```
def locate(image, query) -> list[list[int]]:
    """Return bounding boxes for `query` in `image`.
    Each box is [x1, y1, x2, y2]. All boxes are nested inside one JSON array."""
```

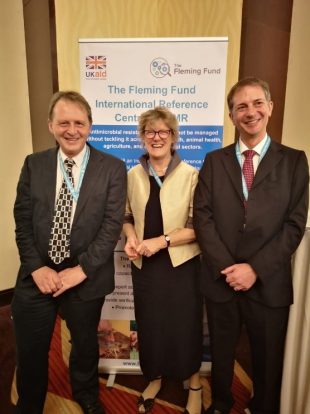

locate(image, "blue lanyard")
[[147, 161, 163, 188], [59, 146, 90, 202], [235, 136, 271, 200]]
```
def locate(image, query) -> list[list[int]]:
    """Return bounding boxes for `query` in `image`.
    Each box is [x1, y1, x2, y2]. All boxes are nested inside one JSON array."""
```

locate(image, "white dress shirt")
[[56, 145, 87, 223], [239, 134, 268, 174]]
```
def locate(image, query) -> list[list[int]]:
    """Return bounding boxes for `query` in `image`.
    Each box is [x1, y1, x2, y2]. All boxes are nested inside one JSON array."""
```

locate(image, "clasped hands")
[[32, 265, 87, 297], [124, 237, 257, 291], [221, 263, 257, 291], [124, 236, 166, 260]]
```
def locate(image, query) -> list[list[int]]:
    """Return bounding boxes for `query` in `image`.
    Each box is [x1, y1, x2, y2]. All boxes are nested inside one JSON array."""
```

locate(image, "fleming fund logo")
[[150, 58, 171, 78], [85, 56, 107, 79]]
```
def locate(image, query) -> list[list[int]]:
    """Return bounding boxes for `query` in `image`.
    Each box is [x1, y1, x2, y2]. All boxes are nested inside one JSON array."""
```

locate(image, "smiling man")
[[193, 77, 309, 414], [12, 91, 127, 414]]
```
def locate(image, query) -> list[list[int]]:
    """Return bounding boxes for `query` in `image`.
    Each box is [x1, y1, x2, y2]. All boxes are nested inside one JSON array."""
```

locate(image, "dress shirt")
[[56, 145, 87, 223], [239, 134, 268, 174]]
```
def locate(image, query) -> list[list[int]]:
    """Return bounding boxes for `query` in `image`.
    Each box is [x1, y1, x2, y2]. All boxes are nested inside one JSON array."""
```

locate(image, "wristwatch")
[[164, 234, 170, 247]]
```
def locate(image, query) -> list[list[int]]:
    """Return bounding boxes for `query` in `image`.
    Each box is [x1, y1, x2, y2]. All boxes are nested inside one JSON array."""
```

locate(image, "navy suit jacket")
[[14, 144, 127, 301], [193, 140, 309, 307]]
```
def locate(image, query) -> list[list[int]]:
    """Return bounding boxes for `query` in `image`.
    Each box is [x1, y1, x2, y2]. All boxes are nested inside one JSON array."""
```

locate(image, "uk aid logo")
[[85, 56, 107, 79]]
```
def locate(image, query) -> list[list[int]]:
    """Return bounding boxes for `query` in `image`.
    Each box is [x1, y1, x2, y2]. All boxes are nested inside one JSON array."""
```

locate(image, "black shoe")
[[137, 377, 162, 413], [77, 399, 105, 414], [137, 395, 155, 413]]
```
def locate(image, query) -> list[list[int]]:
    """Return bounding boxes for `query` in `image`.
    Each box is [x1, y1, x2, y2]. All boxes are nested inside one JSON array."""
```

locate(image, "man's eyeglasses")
[[144, 129, 171, 140]]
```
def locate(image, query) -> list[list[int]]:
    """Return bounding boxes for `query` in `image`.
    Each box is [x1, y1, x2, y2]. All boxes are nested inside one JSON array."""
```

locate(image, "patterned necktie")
[[48, 158, 75, 264], [242, 150, 256, 191]]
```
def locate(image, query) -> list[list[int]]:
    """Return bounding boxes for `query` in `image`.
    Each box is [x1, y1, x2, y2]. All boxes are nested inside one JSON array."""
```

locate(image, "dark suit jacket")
[[14, 144, 127, 301], [193, 140, 309, 307]]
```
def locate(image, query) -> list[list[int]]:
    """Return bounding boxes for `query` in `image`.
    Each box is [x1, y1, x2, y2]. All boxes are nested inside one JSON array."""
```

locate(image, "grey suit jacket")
[[14, 144, 127, 300], [193, 140, 309, 307]]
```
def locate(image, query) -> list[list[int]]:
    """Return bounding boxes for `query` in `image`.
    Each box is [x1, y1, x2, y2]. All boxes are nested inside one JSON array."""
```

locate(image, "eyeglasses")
[[144, 129, 171, 139]]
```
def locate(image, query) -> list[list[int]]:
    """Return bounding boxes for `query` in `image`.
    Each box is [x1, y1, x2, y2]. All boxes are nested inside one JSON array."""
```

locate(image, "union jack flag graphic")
[[85, 56, 106, 70]]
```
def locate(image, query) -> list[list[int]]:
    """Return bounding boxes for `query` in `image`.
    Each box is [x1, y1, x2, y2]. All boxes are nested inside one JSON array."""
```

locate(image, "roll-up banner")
[[79, 37, 228, 374]]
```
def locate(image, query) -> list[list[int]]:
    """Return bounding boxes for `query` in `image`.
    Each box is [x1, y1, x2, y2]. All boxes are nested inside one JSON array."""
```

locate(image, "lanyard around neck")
[[147, 161, 164, 188], [235, 136, 271, 200], [59, 146, 90, 202]]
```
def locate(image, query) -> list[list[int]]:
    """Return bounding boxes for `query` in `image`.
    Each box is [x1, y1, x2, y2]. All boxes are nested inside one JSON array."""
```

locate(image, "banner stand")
[[80, 37, 228, 377]]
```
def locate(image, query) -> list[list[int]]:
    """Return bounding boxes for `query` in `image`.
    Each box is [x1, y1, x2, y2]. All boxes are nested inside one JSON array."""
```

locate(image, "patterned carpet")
[[11, 316, 252, 413]]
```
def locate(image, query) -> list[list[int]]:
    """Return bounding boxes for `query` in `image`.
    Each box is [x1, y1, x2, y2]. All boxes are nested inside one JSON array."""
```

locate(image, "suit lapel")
[[252, 140, 284, 189], [46, 148, 58, 216], [222, 144, 244, 202], [220, 140, 284, 199]]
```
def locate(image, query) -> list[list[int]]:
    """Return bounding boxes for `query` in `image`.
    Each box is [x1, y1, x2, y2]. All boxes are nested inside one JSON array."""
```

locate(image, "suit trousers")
[[11, 283, 105, 414], [206, 295, 289, 414]]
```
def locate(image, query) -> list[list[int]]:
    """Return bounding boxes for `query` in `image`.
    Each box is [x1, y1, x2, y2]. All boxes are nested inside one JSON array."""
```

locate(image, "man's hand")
[[32, 266, 62, 294], [53, 265, 87, 297], [221, 263, 257, 291]]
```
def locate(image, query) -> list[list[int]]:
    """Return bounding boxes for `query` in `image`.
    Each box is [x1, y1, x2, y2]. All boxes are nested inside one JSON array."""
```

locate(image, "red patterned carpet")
[[11, 316, 252, 413]]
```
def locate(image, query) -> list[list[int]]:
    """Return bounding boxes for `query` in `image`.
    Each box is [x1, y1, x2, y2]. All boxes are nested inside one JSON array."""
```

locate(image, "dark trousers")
[[206, 295, 289, 414], [11, 286, 104, 414]]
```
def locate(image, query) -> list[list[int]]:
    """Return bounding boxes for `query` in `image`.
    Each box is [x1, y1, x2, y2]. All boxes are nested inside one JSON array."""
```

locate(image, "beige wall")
[[0, 1, 33, 290], [282, 0, 310, 223], [54, 0, 243, 146]]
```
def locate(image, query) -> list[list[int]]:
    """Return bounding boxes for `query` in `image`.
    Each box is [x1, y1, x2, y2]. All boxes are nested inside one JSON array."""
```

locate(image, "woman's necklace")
[[153, 166, 168, 174]]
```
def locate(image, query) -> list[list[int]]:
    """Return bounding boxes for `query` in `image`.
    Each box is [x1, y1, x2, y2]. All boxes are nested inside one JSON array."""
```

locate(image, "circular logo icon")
[[150, 58, 171, 78]]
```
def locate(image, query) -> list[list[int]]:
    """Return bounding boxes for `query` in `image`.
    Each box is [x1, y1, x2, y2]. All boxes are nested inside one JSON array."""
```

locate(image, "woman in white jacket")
[[123, 107, 203, 414]]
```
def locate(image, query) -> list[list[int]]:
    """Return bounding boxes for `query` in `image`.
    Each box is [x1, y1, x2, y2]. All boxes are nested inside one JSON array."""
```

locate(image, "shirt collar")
[[58, 145, 87, 168], [239, 134, 268, 155]]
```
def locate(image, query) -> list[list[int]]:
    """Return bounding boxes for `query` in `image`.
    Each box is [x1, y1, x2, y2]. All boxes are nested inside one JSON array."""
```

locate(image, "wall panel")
[[239, 0, 293, 143], [282, 0, 310, 160]]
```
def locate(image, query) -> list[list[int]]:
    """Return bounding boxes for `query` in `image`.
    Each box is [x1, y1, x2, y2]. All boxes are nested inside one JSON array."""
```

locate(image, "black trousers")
[[11, 284, 105, 414], [206, 295, 289, 414]]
